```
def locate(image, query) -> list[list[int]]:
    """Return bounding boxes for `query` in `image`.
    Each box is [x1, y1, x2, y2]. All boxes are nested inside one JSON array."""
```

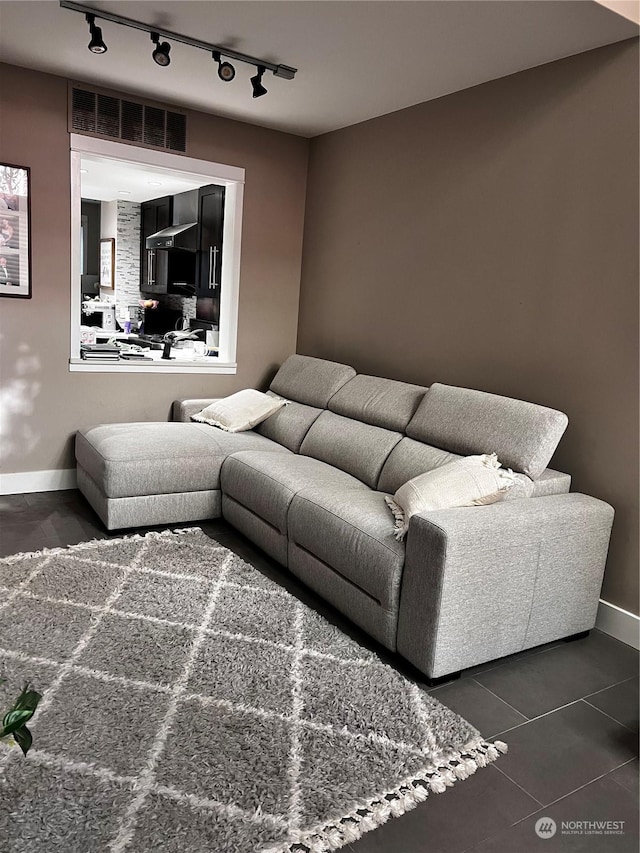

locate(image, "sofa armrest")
[[396, 494, 614, 679], [171, 398, 221, 422]]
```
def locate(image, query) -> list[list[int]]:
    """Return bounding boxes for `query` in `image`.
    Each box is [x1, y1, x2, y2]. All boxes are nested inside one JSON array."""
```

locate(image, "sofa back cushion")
[[269, 354, 355, 408], [300, 411, 402, 488], [377, 438, 462, 494], [328, 374, 427, 432], [255, 392, 324, 453], [406, 383, 568, 479]]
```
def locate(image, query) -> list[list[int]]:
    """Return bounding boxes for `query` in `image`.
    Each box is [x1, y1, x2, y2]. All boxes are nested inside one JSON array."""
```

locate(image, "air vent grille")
[[70, 86, 186, 153]]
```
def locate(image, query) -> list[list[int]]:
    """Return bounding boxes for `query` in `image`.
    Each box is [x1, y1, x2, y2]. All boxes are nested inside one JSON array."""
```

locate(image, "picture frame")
[[0, 162, 31, 299], [99, 237, 115, 289]]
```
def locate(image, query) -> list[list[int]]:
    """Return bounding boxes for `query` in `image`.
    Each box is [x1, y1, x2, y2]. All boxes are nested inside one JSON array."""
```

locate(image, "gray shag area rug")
[[0, 528, 506, 852]]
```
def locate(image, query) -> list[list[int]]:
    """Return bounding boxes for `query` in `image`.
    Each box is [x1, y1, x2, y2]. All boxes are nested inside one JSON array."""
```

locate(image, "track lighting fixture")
[[250, 66, 268, 99], [213, 51, 235, 82], [86, 12, 107, 54], [62, 0, 297, 99], [151, 32, 171, 67]]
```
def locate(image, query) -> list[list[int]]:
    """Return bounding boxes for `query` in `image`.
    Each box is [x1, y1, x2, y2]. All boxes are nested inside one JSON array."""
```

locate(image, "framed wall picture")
[[0, 163, 31, 299], [99, 237, 115, 289]]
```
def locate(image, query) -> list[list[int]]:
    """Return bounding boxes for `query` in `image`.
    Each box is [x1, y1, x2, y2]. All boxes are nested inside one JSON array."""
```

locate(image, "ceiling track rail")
[[59, 0, 297, 80]]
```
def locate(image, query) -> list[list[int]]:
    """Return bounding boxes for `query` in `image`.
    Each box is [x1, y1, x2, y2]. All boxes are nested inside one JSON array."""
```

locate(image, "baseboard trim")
[[596, 599, 640, 650], [0, 469, 77, 495]]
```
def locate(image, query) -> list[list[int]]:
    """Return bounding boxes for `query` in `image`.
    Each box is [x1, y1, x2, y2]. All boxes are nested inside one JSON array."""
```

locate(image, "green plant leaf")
[[0, 683, 41, 756], [12, 686, 42, 713], [12, 725, 33, 756], [1, 708, 34, 737]]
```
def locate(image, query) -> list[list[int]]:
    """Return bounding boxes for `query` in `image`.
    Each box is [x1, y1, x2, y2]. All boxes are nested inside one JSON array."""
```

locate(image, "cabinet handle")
[[148, 250, 154, 286], [209, 246, 219, 289]]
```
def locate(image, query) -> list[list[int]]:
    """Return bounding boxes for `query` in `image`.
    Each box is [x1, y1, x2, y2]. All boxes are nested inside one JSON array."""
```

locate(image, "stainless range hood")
[[146, 222, 197, 251]]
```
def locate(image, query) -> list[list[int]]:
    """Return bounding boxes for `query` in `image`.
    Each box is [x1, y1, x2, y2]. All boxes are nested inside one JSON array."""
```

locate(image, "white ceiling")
[[0, 1, 637, 137], [80, 154, 209, 202]]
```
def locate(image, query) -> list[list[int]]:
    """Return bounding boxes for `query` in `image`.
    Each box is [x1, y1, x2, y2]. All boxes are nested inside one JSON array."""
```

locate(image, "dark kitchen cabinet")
[[196, 185, 225, 301], [141, 196, 172, 294]]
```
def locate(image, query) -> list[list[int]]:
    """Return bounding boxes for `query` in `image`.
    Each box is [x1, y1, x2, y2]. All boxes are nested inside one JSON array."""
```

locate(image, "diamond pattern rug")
[[0, 528, 506, 852]]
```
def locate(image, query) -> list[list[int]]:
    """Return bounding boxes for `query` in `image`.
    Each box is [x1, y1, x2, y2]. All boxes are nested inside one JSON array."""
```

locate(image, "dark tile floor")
[[1, 490, 638, 853]]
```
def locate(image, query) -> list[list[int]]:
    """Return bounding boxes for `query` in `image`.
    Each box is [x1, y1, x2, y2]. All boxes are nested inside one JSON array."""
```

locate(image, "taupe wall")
[[0, 63, 308, 474], [297, 40, 639, 615]]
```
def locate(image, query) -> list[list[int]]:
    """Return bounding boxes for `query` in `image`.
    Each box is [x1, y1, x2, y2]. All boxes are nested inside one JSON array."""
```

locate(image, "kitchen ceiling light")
[[62, 1, 297, 99], [85, 13, 107, 54], [147, 181, 163, 186], [151, 32, 171, 67], [251, 66, 268, 99]]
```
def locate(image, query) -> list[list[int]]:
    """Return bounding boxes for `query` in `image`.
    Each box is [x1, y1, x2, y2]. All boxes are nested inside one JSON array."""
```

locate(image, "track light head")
[[251, 65, 268, 99], [212, 51, 235, 82], [86, 13, 107, 54], [151, 32, 171, 67]]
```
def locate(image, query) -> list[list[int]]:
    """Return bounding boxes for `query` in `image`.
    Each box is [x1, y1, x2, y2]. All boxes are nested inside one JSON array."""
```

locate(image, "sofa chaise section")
[[75, 421, 289, 530]]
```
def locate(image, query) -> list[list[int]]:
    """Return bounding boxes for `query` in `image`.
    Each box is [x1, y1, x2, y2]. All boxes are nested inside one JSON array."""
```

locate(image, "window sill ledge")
[[69, 359, 237, 374]]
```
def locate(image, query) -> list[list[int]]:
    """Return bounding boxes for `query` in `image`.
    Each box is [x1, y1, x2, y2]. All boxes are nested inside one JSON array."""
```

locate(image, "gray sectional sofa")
[[75, 355, 614, 681]]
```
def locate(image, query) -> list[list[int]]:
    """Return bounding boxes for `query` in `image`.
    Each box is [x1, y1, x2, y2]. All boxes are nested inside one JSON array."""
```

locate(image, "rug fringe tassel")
[[265, 737, 508, 853], [0, 525, 205, 564]]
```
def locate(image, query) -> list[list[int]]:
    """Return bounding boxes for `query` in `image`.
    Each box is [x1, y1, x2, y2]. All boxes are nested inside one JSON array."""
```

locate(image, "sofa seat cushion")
[[220, 451, 368, 533], [287, 487, 405, 611], [76, 423, 289, 499]]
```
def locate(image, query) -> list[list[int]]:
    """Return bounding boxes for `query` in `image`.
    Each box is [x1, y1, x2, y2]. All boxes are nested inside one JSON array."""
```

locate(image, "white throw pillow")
[[385, 453, 517, 540], [192, 389, 286, 432]]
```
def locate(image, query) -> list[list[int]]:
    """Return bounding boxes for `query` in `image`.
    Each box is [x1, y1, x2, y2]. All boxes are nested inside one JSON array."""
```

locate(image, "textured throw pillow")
[[192, 389, 286, 432], [385, 453, 517, 540]]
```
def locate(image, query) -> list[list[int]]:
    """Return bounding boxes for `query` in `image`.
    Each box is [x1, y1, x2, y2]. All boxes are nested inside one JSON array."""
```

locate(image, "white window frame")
[[69, 134, 244, 373]]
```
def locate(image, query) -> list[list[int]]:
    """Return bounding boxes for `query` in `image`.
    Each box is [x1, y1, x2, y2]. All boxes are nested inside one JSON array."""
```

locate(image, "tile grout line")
[[490, 700, 583, 739], [461, 758, 640, 853], [582, 698, 639, 734], [582, 675, 639, 700], [491, 763, 544, 807], [509, 759, 640, 829], [106, 551, 235, 853], [468, 678, 531, 723], [491, 674, 640, 740]]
